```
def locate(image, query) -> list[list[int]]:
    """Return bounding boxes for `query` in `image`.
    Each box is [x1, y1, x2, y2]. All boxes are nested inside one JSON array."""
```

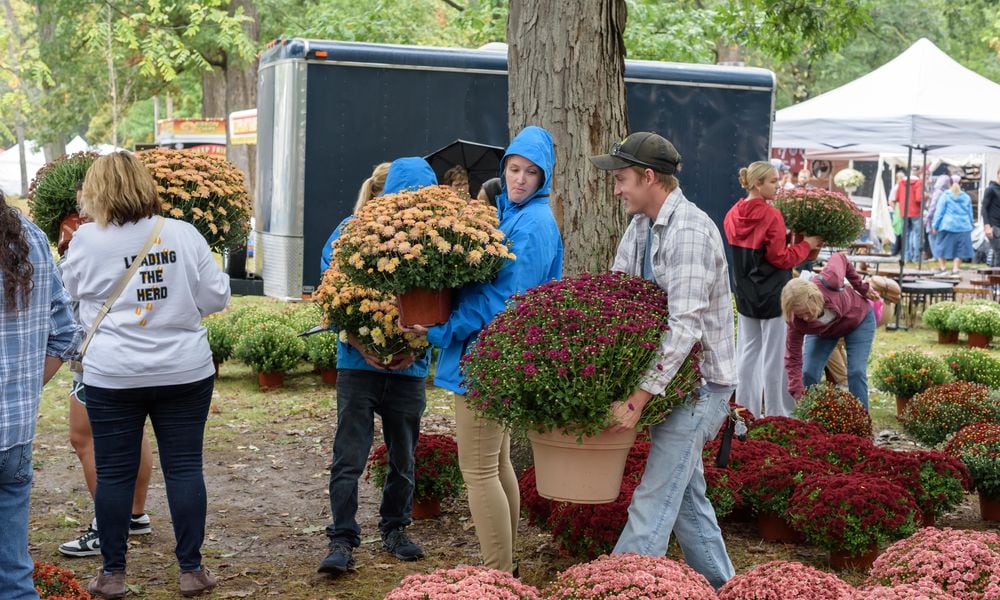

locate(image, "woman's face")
[[755, 169, 779, 200], [504, 155, 543, 203], [793, 305, 817, 322]]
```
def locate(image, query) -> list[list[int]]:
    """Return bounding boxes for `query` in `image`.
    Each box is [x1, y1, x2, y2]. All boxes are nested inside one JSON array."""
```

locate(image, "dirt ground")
[[28, 359, 996, 599]]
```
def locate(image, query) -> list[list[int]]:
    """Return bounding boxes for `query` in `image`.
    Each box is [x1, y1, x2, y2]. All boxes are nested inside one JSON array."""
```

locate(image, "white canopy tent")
[[0, 136, 127, 196]]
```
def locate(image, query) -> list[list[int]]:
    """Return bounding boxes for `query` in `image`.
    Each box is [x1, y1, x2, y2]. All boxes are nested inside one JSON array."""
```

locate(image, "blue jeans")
[[904, 217, 922, 262], [0, 442, 37, 600], [86, 376, 214, 572], [614, 384, 735, 590], [802, 309, 876, 409], [326, 370, 425, 547]]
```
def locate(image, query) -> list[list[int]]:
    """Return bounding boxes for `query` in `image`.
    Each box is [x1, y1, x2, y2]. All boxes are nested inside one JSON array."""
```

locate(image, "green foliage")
[[962, 443, 1000, 499], [944, 348, 1000, 388], [872, 350, 953, 399], [280, 302, 323, 335], [26, 152, 98, 244], [305, 332, 338, 370], [946, 304, 1000, 337], [921, 300, 959, 332], [233, 321, 304, 374], [204, 315, 236, 363], [900, 382, 999, 447]]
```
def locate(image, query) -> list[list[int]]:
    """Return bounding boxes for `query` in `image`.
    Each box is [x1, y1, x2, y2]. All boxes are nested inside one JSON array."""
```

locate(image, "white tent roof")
[[0, 141, 46, 196], [773, 38, 1000, 153]]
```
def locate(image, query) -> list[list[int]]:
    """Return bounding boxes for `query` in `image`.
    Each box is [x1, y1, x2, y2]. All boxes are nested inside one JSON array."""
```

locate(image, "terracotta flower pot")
[[397, 288, 453, 327], [895, 396, 910, 418], [527, 427, 637, 504], [967, 332, 992, 348], [411, 497, 442, 520], [791, 232, 821, 261], [257, 371, 285, 391], [756, 511, 802, 544], [319, 368, 338, 385], [937, 330, 959, 344], [829, 546, 879, 571], [980, 494, 1000, 522]]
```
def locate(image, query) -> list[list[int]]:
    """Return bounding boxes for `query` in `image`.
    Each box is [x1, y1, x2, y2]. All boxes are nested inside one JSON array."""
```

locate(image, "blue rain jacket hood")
[[317, 157, 438, 378], [426, 125, 563, 394]]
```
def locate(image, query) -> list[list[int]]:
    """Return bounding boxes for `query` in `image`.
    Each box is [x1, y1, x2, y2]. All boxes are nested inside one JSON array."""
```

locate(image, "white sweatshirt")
[[61, 216, 231, 388]]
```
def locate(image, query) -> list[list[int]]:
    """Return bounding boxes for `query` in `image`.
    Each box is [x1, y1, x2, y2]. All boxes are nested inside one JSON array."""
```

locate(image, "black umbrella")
[[424, 139, 505, 198]]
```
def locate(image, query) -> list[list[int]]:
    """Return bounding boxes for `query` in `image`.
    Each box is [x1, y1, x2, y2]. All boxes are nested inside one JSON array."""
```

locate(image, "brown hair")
[[355, 162, 391, 212], [442, 165, 469, 187], [0, 191, 34, 313], [781, 278, 824, 322], [80, 152, 160, 226], [628, 165, 677, 191], [738, 161, 775, 192]]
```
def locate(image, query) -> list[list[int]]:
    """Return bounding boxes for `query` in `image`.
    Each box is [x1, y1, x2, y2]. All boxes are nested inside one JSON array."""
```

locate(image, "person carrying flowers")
[[724, 161, 821, 418], [404, 125, 563, 573], [317, 158, 436, 576], [590, 131, 737, 590], [781, 252, 879, 410]]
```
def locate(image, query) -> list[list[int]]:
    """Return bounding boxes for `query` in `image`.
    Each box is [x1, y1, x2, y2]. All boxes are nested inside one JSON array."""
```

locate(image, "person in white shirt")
[[61, 152, 230, 599]]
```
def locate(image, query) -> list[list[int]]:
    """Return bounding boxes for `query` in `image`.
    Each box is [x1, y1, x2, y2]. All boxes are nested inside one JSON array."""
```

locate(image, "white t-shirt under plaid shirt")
[[612, 187, 737, 394]]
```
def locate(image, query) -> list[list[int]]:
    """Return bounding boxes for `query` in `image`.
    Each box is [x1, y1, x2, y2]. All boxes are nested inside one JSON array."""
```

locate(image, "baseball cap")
[[590, 132, 682, 174]]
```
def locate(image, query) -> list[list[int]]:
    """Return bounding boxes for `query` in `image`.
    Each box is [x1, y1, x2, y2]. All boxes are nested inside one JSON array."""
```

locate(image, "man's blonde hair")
[[80, 152, 160, 226], [629, 165, 677, 191], [781, 278, 824, 322]]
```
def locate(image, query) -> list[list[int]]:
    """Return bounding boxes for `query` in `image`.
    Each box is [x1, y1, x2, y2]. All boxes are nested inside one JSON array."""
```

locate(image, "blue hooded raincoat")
[[319, 157, 438, 377], [426, 126, 564, 393]]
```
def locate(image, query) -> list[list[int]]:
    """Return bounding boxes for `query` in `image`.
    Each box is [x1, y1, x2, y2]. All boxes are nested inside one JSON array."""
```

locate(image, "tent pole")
[[889, 146, 914, 331], [918, 149, 928, 270]]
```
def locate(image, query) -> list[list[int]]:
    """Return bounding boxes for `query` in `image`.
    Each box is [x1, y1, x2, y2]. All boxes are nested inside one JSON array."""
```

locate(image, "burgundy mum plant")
[[746, 416, 825, 449], [717, 560, 855, 600], [794, 432, 877, 471], [384, 566, 541, 599], [367, 433, 463, 502], [462, 271, 702, 438], [741, 456, 833, 516], [542, 553, 716, 600]]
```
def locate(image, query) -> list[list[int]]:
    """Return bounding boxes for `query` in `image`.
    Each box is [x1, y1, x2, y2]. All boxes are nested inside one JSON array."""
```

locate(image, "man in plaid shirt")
[[591, 132, 737, 590]]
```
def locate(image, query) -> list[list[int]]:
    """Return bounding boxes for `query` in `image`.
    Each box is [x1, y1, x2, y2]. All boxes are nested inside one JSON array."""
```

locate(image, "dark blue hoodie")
[[319, 157, 437, 377], [426, 126, 564, 393]]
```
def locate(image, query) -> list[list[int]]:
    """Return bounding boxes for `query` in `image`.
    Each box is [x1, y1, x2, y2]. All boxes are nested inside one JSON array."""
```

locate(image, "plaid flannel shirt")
[[612, 187, 737, 394], [0, 215, 82, 450]]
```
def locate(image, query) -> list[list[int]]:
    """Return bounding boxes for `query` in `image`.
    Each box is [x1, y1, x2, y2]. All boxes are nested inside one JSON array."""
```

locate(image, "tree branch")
[[439, 0, 465, 10]]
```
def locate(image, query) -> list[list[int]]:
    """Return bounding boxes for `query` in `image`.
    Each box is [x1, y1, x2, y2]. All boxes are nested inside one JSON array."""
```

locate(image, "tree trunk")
[[225, 0, 259, 201], [507, 0, 629, 275], [202, 66, 227, 118]]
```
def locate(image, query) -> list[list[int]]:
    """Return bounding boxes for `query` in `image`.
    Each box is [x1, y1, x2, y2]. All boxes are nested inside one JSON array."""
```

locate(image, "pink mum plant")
[[854, 582, 956, 599], [542, 553, 716, 599], [717, 560, 855, 599], [384, 566, 541, 599]]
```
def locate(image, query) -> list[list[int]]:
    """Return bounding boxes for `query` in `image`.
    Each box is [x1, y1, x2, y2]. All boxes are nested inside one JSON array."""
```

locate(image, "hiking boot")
[[59, 522, 100, 557], [129, 513, 152, 535], [87, 570, 127, 599], [382, 528, 424, 561], [318, 541, 355, 575], [179, 567, 217, 597]]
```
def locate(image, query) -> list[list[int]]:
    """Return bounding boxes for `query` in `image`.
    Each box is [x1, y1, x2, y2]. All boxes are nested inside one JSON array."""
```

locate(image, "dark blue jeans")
[[85, 376, 214, 572], [326, 370, 425, 547]]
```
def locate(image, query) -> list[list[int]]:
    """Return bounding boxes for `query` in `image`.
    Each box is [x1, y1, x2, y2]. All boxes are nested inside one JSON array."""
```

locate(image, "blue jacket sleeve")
[[426, 214, 560, 348], [320, 228, 339, 274], [932, 194, 948, 230]]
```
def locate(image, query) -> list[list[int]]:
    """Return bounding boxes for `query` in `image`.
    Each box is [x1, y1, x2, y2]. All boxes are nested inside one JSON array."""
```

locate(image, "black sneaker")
[[59, 525, 100, 557], [317, 541, 355, 575], [381, 528, 424, 561], [129, 513, 152, 535]]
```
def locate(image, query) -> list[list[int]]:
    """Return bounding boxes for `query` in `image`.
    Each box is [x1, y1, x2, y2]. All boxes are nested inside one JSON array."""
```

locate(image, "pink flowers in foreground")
[[543, 553, 716, 599], [717, 560, 856, 599], [384, 566, 541, 599]]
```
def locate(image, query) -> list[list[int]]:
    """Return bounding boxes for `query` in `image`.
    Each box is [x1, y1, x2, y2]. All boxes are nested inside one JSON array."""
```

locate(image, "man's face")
[[611, 167, 652, 216]]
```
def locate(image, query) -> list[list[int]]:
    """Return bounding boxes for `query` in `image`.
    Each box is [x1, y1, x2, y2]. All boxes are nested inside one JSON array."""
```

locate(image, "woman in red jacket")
[[724, 161, 821, 417], [781, 253, 880, 410]]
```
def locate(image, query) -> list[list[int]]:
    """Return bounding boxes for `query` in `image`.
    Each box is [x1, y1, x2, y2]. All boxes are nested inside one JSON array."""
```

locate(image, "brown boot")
[[87, 571, 127, 599], [180, 567, 218, 597]]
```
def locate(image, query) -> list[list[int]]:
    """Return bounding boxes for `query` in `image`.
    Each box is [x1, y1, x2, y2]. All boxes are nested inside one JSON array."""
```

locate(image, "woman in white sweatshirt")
[[61, 152, 230, 599]]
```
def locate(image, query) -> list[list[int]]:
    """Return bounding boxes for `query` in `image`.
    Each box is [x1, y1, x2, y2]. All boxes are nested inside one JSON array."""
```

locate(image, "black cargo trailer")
[[255, 39, 774, 299]]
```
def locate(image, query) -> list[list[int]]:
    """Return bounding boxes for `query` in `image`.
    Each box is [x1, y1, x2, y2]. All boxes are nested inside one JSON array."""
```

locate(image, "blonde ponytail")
[[354, 162, 391, 212]]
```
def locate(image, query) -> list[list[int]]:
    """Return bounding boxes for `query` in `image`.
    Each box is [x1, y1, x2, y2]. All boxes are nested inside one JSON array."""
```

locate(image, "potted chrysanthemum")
[[333, 185, 514, 326], [922, 301, 961, 344], [774, 188, 866, 257], [944, 348, 1000, 388], [908, 450, 972, 526], [947, 303, 1000, 348], [961, 440, 1000, 522], [204, 314, 235, 378], [304, 333, 338, 384], [384, 566, 541, 599], [793, 384, 873, 438], [900, 381, 999, 446], [943, 422, 1000, 458], [367, 433, 462, 519], [717, 561, 855, 600], [745, 415, 826, 449], [742, 456, 832, 543], [833, 168, 866, 193], [232, 320, 304, 390], [871, 350, 953, 417], [542, 553, 717, 600], [461, 271, 702, 503]]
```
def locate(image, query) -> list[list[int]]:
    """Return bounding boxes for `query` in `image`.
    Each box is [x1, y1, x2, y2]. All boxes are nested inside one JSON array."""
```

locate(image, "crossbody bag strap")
[[76, 216, 166, 359]]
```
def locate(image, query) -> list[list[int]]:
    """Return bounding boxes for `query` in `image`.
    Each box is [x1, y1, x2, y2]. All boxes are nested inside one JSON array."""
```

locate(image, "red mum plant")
[[704, 465, 741, 521], [867, 527, 1000, 600], [854, 582, 957, 599], [788, 473, 920, 555], [367, 433, 462, 502], [854, 447, 925, 501], [717, 560, 855, 600], [901, 382, 1000, 447], [704, 437, 791, 470], [793, 384, 873, 438], [33, 562, 91, 600], [774, 187, 866, 247], [542, 553, 716, 600], [908, 450, 973, 522], [384, 566, 541, 599], [943, 422, 1000, 458], [746, 416, 825, 449], [794, 432, 877, 471], [462, 272, 702, 438], [741, 455, 833, 517]]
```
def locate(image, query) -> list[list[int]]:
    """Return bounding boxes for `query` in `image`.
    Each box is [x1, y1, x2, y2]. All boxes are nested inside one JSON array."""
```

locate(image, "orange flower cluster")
[[313, 266, 428, 364], [135, 148, 251, 252], [793, 384, 873, 438], [334, 185, 514, 293]]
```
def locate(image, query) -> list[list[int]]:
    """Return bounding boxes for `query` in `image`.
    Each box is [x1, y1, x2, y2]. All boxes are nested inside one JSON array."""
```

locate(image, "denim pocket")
[[0, 443, 33, 485]]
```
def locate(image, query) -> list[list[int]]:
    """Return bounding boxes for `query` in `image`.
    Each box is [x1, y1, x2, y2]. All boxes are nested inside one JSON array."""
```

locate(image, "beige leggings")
[[455, 395, 519, 572]]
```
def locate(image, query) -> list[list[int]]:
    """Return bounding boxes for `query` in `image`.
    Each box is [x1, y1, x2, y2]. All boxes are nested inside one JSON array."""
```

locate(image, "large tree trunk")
[[202, 66, 227, 118], [225, 0, 258, 202], [507, 0, 629, 275]]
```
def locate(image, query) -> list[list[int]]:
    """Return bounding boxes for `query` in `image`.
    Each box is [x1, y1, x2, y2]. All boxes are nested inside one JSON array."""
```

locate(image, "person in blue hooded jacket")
[[406, 126, 563, 572], [931, 175, 974, 275], [318, 157, 437, 577]]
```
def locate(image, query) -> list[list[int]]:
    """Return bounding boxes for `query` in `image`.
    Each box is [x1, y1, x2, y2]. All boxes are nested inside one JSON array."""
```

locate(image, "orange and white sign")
[[156, 118, 227, 145], [229, 109, 257, 145]]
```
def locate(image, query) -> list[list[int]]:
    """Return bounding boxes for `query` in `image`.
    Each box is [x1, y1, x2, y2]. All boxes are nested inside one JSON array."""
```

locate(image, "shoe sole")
[[317, 561, 355, 575], [59, 547, 101, 558], [386, 550, 424, 561], [180, 584, 217, 597], [129, 525, 152, 535]]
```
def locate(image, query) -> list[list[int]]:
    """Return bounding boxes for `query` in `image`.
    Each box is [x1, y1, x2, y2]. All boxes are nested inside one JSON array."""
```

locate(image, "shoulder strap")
[[76, 216, 166, 359], [817, 276, 845, 293]]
